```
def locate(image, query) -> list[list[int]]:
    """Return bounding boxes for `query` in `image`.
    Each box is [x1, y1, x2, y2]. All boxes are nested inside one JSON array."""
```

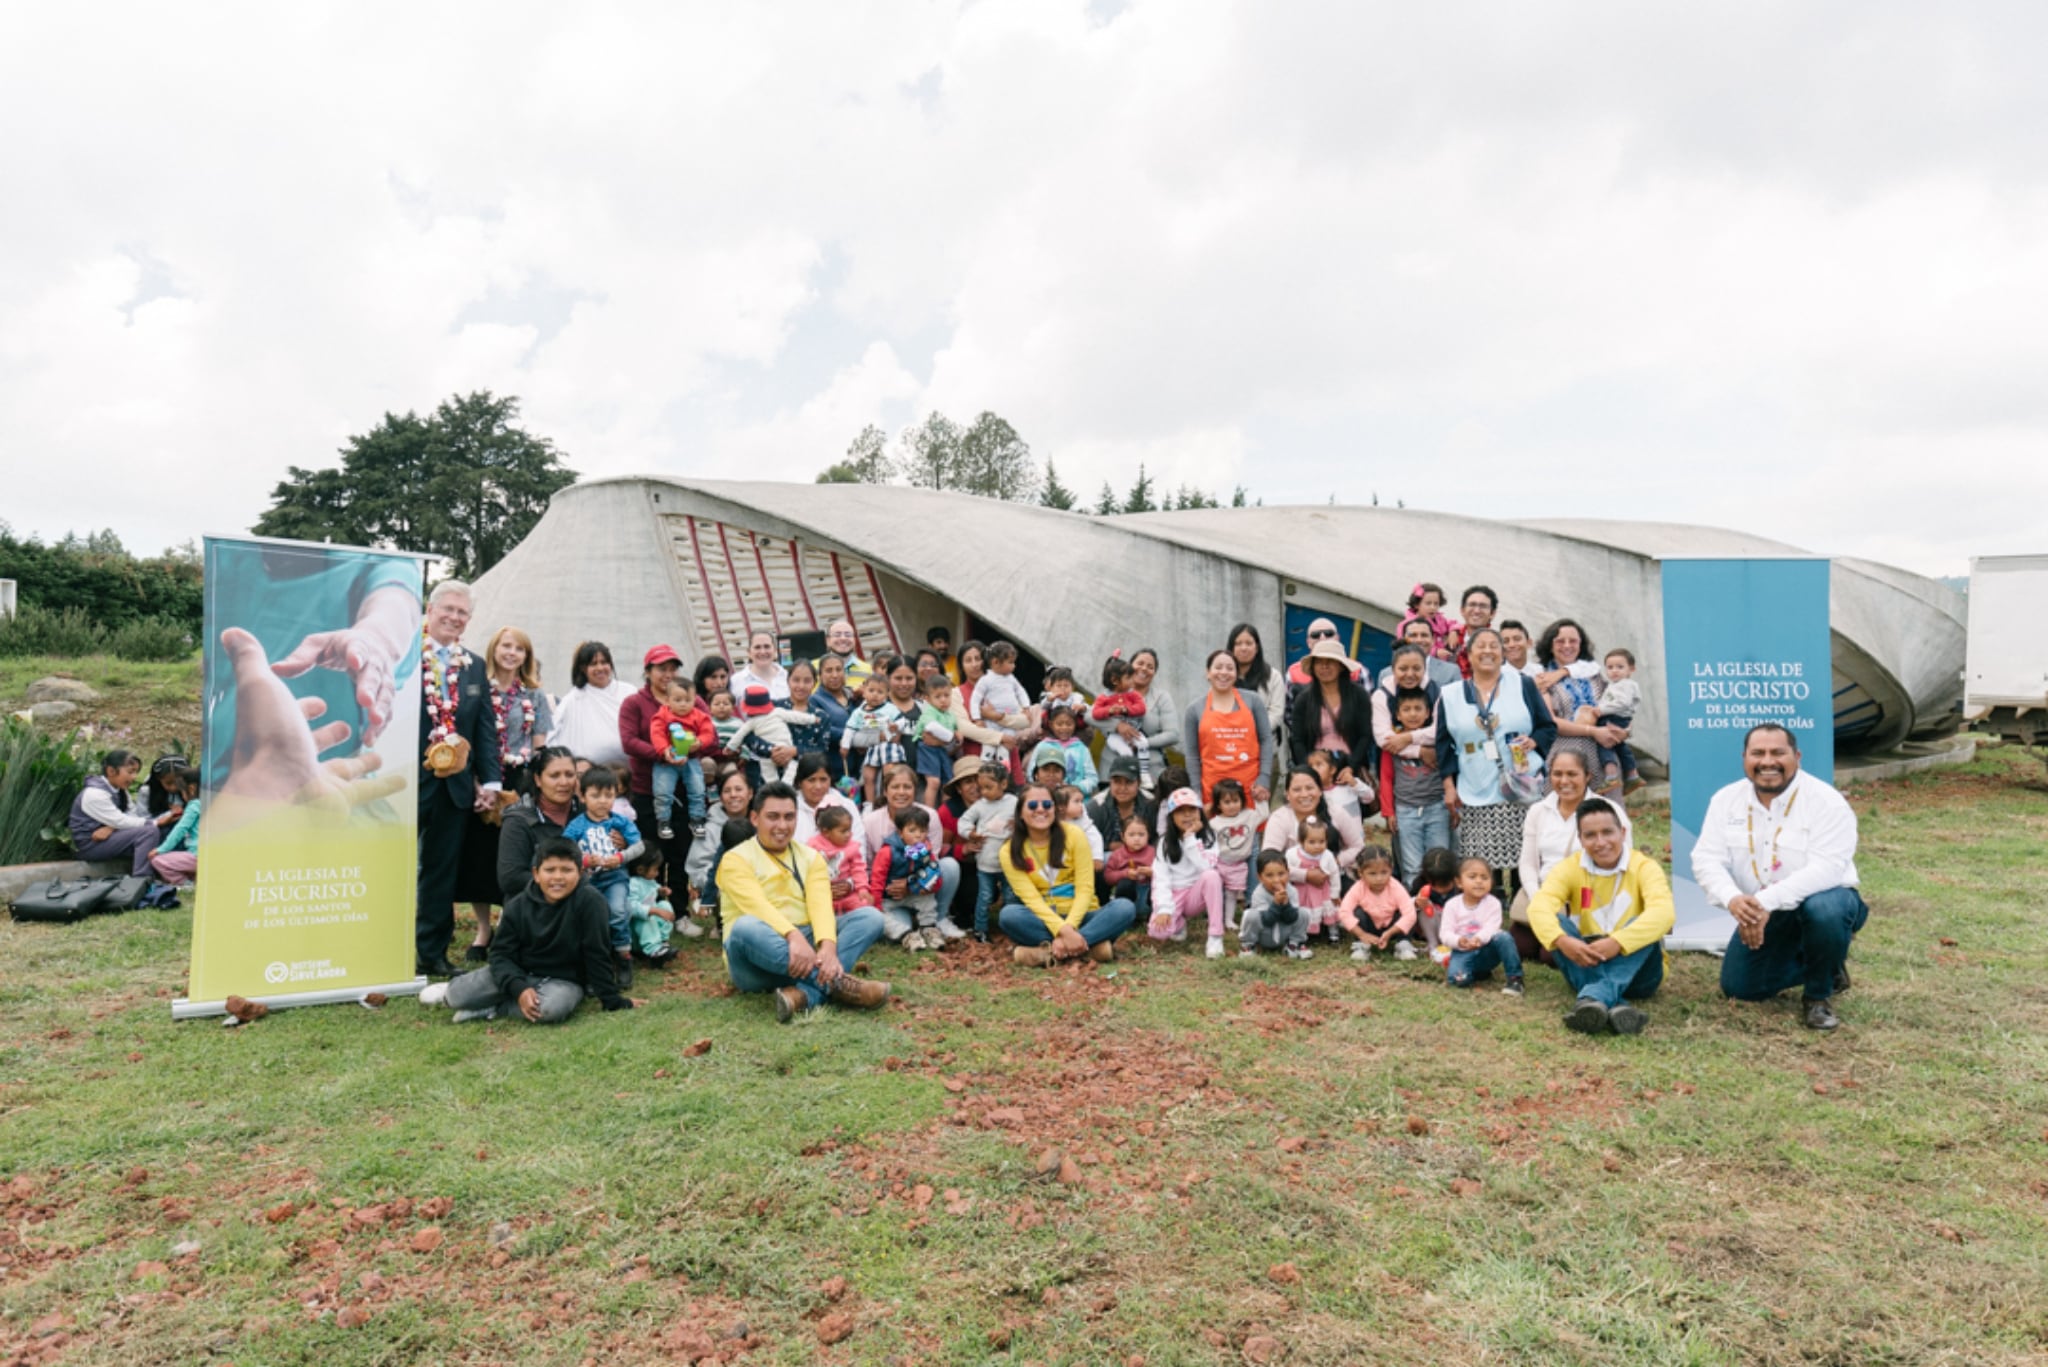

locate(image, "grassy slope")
[[1, 748, 2045, 1366], [0, 656, 203, 760]]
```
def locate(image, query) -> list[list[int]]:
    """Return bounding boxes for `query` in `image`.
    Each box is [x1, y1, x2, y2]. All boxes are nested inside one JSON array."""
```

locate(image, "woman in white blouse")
[[546, 641, 634, 771], [1511, 748, 1630, 955]]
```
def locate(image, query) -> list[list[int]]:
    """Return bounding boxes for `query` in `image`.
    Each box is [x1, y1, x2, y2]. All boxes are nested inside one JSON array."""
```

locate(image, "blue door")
[[1284, 607, 1394, 683]]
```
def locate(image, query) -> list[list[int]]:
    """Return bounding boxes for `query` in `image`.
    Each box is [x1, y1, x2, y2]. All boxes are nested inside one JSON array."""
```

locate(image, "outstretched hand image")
[[267, 582, 417, 748], [210, 627, 407, 830]]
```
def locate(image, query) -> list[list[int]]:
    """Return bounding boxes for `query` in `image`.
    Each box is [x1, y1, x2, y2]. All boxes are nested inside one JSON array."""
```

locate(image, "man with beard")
[[1693, 724, 1865, 1030]]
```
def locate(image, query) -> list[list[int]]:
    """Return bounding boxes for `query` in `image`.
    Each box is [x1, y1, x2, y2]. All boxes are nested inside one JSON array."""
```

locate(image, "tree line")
[[818, 412, 1253, 514]]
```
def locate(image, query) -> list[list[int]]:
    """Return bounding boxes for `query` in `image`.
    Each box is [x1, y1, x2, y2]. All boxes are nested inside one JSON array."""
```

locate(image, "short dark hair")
[[570, 641, 613, 689], [1605, 647, 1635, 667], [894, 806, 930, 834], [926, 625, 951, 645], [987, 640, 1017, 664], [533, 836, 582, 870], [578, 766, 619, 794], [1575, 795, 1623, 829], [101, 748, 140, 775], [1744, 722, 1799, 752], [1460, 585, 1498, 611], [751, 780, 798, 814], [1420, 846, 1458, 888], [1255, 849, 1288, 875], [1044, 664, 1074, 687], [1536, 618, 1594, 669], [816, 805, 852, 834], [1393, 687, 1430, 715], [1498, 618, 1527, 637]]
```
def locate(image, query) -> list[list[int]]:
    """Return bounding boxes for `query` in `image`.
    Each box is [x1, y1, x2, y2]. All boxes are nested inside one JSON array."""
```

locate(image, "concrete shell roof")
[[476, 477, 1963, 755]]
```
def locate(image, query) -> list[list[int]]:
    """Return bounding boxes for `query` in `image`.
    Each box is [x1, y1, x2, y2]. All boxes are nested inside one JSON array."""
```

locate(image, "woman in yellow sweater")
[[1525, 796, 1674, 1037], [998, 783, 1137, 967]]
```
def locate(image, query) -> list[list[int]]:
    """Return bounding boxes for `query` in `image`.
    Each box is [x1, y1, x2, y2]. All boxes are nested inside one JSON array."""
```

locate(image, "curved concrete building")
[[469, 476, 1965, 766]]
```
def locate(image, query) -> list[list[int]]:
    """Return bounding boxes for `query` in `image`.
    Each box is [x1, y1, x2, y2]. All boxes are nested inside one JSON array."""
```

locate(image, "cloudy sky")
[[4, 1, 2042, 577]]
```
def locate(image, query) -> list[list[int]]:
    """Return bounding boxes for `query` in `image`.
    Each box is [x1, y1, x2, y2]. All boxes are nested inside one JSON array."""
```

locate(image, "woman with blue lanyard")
[[1436, 628, 1557, 892]]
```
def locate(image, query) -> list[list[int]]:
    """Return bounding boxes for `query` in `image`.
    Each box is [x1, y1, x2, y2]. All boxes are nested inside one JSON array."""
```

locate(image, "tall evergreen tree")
[[1040, 458, 1077, 510]]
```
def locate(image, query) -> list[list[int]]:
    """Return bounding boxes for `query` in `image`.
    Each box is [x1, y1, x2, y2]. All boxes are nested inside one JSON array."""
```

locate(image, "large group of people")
[[84, 576, 1868, 1035]]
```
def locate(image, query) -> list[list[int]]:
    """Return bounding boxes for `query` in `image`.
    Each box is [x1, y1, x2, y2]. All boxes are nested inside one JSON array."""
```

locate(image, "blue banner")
[[1661, 558, 1833, 950]]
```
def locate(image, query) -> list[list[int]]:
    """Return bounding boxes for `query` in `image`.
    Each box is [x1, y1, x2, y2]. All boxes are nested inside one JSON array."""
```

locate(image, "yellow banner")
[[182, 537, 426, 1014]]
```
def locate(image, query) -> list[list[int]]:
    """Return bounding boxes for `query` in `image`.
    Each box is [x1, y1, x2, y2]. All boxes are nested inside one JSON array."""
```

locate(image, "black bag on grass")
[[9, 878, 117, 923]]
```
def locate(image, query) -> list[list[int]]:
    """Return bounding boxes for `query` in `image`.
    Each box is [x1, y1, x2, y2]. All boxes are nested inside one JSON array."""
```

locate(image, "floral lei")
[[492, 679, 538, 766], [422, 632, 470, 745]]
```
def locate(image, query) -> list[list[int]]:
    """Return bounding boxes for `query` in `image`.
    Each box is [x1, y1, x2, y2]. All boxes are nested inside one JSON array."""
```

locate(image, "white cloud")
[[2, 0, 2043, 576]]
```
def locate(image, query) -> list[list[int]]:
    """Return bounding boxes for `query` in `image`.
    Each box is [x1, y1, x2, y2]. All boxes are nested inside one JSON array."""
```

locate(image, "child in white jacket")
[[1152, 789, 1230, 959]]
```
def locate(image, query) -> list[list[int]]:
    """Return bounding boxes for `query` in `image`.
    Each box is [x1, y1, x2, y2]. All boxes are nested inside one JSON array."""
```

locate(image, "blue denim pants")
[[724, 908, 886, 1009]]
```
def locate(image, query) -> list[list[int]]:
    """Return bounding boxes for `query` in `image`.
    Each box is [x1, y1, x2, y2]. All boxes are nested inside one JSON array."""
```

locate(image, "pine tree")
[[1094, 481, 1120, 516], [1122, 464, 1157, 514], [1041, 459, 1077, 510]]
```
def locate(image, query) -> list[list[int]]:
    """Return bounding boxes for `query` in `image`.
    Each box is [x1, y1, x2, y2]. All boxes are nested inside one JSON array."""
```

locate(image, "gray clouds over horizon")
[[4, 1, 2044, 576]]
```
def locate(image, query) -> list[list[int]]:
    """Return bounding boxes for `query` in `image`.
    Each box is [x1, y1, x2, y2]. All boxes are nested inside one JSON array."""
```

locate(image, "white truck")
[[1963, 555, 2048, 743]]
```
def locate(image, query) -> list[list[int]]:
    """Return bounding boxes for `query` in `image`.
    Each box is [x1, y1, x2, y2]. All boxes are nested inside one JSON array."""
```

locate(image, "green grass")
[[3, 747, 2046, 1364]]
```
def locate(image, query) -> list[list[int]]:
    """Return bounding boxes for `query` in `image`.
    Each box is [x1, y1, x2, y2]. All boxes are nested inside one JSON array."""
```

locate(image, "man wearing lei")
[[1693, 723, 1865, 1031], [416, 580, 502, 978]]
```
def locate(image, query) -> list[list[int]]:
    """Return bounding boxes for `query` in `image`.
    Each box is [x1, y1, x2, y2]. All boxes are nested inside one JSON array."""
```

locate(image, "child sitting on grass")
[[1106, 813, 1158, 926], [1410, 845, 1459, 962], [808, 804, 871, 922], [1287, 816, 1342, 940], [1206, 777, 1267, 929], [1239, 849, 1312, 959], [420, 837, 638, 1022], [625, 849, 680, 966], [1154, 789, 1229, 959], [1441, 855, 1523, 996], [1334, 844, 1418, 962]]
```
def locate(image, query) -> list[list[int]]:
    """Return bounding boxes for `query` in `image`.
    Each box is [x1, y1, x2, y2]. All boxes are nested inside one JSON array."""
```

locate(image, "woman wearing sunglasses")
[[998, 783, 1136, 966]]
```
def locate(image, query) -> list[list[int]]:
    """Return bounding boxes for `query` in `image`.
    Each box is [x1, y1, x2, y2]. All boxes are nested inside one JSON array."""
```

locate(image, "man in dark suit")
[[416, 580, 501, 977]]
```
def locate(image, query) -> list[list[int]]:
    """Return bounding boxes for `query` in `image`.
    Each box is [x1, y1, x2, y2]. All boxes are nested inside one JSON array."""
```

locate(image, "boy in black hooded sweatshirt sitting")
[[420, 837, 639, 1023]]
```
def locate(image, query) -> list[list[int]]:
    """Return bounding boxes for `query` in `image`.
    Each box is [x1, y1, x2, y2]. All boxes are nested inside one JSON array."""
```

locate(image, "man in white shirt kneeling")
[[1691, 723, 1866, 1031]]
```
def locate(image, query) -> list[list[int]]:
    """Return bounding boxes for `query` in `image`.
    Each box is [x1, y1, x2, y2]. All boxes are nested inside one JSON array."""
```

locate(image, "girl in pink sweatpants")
[[1154, 790, 1229, 960]]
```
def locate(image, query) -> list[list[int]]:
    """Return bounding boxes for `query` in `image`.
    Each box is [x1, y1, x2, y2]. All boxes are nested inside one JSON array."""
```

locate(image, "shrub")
[[0, 718, 97, 865], [0, 604, 107, 658], [107, 616, 195, 663]]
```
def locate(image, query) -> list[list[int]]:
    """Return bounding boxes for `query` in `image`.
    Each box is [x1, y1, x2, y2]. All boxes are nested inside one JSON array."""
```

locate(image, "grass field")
[[3, 746, 2046, 1366], [0, 656, 203, 760]]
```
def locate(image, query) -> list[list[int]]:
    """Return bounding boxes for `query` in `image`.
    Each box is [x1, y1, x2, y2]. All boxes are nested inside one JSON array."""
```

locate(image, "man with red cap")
[[618, 645, 686, 865]]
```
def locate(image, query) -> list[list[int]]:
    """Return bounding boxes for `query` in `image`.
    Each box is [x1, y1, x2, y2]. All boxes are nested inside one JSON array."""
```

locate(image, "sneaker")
[[1393, 940, 1418, 961], [905, 930, 930, 953], [1206, 936, 1225, 960], [1226, 913, 1241, 933], [675, 916, 704, 939], [1801, 998, 1839, 1032], [657, 822, 675, 841], [1284, 943, 1315, 961], [451, 1007, 495, 1024], [1170, 924, 1188, 943], [1565, 998, 1611, 1034], [935, 919, 968, 942], [1350, 942, 1370, 962], [689, 821, 707, 839], [644, 945, 677, 967], [1327, 925, 1341, 944], [1012, 945, 1054, 968], [1502, 975, 1525, 998], [418, 982, 450, 1008], [1239, 944, 1260, 958], [1609, 1004, 1647, 1035], [1623, 776, 1648, 795]]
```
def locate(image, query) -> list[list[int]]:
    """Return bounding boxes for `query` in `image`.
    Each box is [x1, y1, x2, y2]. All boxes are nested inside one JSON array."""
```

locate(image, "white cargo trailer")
[[1964, 554, 2048, 743]]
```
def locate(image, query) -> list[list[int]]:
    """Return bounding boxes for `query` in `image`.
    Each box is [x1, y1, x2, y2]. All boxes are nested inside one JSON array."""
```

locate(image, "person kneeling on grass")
[[716, 781, 891, 1023], [419, 837, 640, 1023], [1525, 797, 1674, 1036]]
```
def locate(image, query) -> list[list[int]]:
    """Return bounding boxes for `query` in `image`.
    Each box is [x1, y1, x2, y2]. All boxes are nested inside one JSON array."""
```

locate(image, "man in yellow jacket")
[[1526, 796, 1674, 1036], [717, 781, 891, 1022]]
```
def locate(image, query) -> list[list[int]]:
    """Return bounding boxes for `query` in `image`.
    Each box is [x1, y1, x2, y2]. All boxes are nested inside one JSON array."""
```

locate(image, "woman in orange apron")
[[1183, 649, 1274, 810]]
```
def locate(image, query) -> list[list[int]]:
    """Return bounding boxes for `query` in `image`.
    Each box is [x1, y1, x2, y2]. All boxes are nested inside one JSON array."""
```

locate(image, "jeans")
[[1240, 900, 1307, 950], [973, 869, 1006, 939], [999, 897, 1137, 949], [1447, 930, 1522, 985], [1394, 802, 1452, 884], [445, 968, 584, 1023], [1551, 930, 1664, 1007], [881, 895, 939, 940], [1594, 714, 1638, 780], [593, 875, 631, 951], [1113, 878, 1154, 923], [1719, 886, 1867, 1003], [651, 759, 706, 825], [724, 908, 886, 1009]]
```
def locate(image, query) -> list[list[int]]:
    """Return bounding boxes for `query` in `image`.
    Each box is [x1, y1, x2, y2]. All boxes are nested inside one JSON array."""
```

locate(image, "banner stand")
[[1659, 556, 1834, 952], [173, 977, 427, 1021]]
